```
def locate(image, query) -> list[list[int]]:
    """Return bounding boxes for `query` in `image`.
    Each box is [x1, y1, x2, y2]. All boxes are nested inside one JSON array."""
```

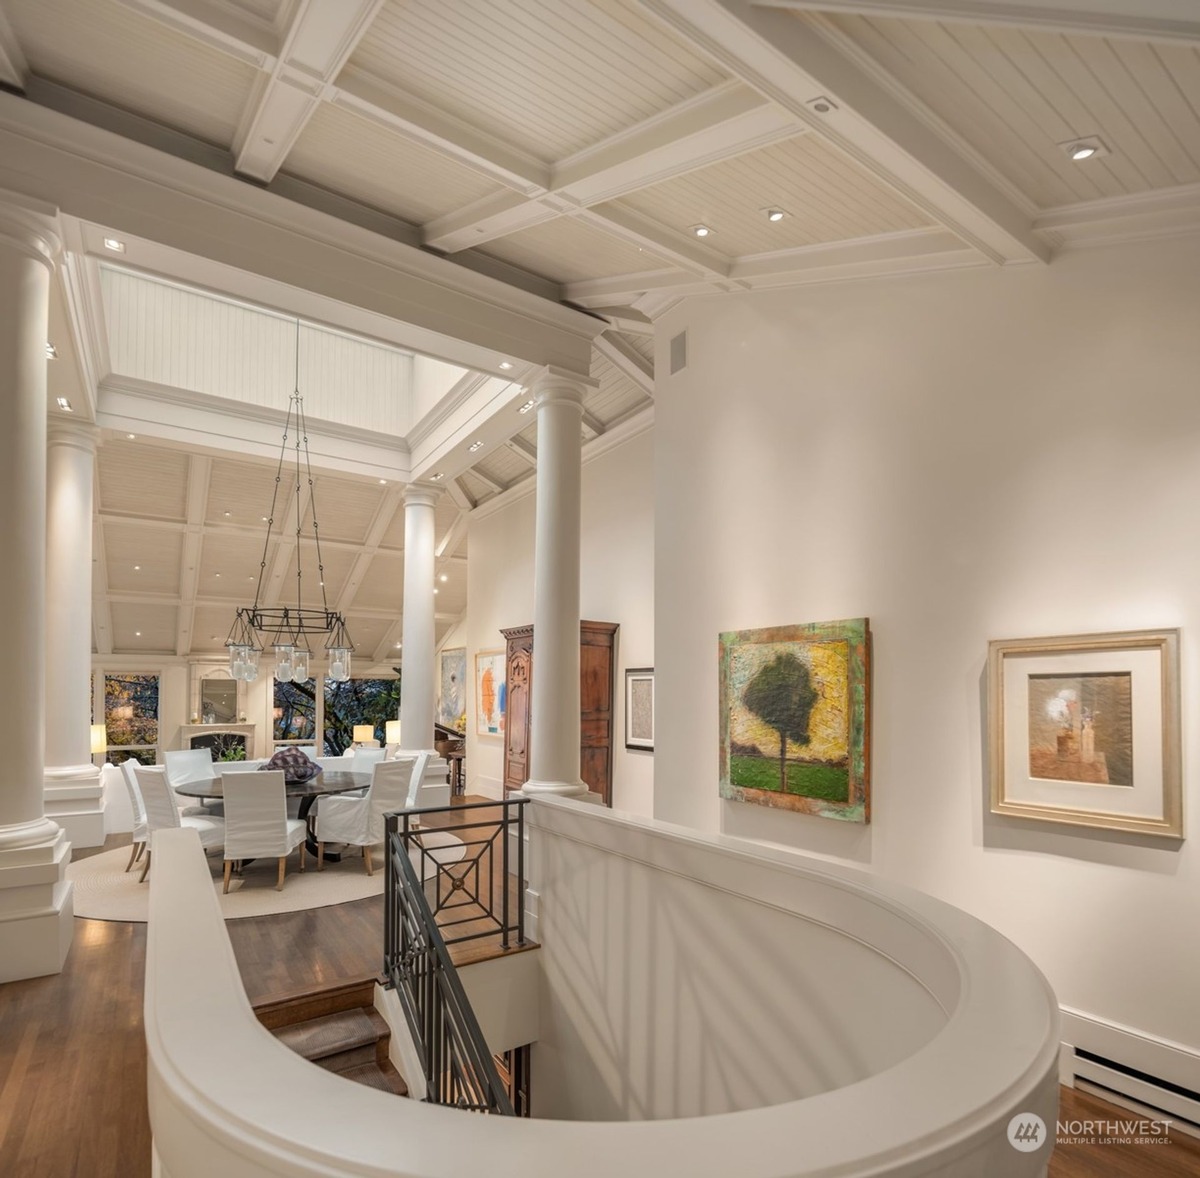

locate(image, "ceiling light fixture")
[[430, 472, 444, 482], [225, 318, 354, 686], [103, 237, 125, 253], [765, 208, 787, 222], [45, 342, 57, 359], [691, 224, 712, 238], [56, 397, 73, 412], [1060, 136, 1109, 162], [134, 631, 142, 637], [127, 433, 136, 440], [439, 573, 448, 583], [518, 399, 535, 414], [499, 361, 513, 370], [379, 478, 387, 485], [468, 440, 484, 452]]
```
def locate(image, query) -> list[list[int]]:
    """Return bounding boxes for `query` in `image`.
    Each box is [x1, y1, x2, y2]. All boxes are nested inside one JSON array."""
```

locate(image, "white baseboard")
[[1060, 1006, 1200, 1127]]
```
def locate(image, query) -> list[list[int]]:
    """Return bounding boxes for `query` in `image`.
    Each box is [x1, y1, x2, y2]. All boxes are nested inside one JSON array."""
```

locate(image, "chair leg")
[[276, 857, 286, 891], [134, 842, 146, 863], [363, 844, 373, 876], [139, 850, 151, 884], [124, 841, 143, 873], [299, 842, 306, 873], [222, 860, 233, 894], [318, 842, 325, 871]]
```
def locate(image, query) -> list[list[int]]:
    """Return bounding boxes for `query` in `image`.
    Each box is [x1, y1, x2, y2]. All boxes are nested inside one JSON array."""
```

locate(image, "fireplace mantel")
[[179, 724, 258, 758]]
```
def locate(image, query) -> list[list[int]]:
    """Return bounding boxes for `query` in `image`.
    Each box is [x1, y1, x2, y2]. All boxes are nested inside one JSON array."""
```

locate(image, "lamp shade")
[[353, 724, 374, 744], [90, 723, 108, 755], [385, 720, 402, 744]]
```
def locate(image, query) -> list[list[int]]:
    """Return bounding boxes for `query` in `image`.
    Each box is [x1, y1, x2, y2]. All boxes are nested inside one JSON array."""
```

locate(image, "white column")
[[44, 418, 104, 847], [0, 190, 74, 982], [524, 367, 594, 797], [399, 484, 438, 755]]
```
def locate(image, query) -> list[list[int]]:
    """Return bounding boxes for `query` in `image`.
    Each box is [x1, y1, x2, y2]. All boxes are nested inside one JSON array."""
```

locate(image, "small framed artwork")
[[475, 649, 506, 737], [988, 629, 1182, 838], [625, 668, 654, 751], [719, 618, 871, 824], [436, 647, 466, 730]]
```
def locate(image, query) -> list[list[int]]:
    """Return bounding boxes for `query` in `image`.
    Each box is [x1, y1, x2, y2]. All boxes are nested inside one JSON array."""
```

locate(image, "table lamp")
[[90, 723, 107, 757], [352, 724, 376, 748], [385, 720, 402, 746]]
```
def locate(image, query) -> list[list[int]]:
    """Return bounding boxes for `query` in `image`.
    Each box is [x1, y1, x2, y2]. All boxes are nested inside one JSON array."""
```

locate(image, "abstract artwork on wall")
[[436, 647, 466, 730], [475, 649, 506, 737], [625, 668, 654, 751], [719, 618, 871, 823], [988, 629, 1181, 838]]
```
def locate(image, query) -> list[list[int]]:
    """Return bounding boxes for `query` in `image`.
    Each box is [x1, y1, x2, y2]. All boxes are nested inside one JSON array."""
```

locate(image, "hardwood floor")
[[2, 822, 1198, 1177]]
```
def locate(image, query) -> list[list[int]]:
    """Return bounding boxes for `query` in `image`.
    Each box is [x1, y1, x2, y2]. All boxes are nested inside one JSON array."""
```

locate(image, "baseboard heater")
[[1071, 1047, 1200, 1135]]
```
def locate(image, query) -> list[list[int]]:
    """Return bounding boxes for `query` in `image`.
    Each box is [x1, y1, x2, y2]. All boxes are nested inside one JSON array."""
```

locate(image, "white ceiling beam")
[[175, 454, 211, 656], [425, 83, 801, 252], [0, 4, 28, 90], [467, 466, 507, 496], [751, 0, 1200, 45], [580, 308, 656, 336], [578, 204, 735, 280], [594, 331, 654, 396], [115, 0, 277, 66], [580, 409, 607, 438], [640, 0, 1049, 265], [448, 477, 475, 512], [507, 436, 538, 467], [233, 0, 387, 184], [333, 485, 403, 614], [565, 269, 700, 305], [371, 618, 404, 666], [333, 67, 551, 195], [435, 510, 469, 559]]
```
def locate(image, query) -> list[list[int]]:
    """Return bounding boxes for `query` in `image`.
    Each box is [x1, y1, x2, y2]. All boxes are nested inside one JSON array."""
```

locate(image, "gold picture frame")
[[988, 628, 1182, 838]]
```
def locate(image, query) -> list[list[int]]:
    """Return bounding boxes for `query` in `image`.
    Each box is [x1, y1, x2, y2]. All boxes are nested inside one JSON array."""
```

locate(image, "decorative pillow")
[[260, 746, 323, 784]]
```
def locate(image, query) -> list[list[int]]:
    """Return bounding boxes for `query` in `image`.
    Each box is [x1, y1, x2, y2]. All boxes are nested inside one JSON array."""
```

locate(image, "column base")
[[44, 762, 105, 848], [0, 820, 74, 982], [520, 777, 588, 798]]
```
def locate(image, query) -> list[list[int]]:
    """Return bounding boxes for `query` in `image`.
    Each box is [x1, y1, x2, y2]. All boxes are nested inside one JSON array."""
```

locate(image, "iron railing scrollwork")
[[384, 798, 528, 1114]]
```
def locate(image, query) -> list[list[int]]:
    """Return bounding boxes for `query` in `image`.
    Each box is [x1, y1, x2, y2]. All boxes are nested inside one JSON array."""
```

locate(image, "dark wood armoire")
[[500, 621, 618, 806]]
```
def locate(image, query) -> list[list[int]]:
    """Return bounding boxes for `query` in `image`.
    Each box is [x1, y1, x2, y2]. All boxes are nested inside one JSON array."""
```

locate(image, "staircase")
[[254, 977, 407, 1096]]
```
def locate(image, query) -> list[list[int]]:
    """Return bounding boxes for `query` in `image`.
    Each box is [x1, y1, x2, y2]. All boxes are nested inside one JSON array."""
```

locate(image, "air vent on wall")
[[670, 331, 687, 375]]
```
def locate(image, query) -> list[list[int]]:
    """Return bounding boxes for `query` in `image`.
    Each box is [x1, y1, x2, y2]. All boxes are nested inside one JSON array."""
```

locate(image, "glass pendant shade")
[[291, 647, 311, 683], [327, 646, 351, 682], [241, 648, 260, 682], [274, 643, 295, 683]]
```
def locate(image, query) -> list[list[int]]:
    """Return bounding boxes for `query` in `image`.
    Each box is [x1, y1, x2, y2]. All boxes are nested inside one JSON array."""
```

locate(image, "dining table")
[[174, 769, 372, 862]]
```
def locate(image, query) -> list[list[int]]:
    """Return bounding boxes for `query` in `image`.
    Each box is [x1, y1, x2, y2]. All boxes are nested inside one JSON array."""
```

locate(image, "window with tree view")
[[274, 679, 317, 748], [104, 673, 159, 765], [324, 678, 401, 755]]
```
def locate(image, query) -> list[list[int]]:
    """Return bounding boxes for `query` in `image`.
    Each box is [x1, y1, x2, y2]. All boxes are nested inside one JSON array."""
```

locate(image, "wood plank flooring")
[[2, 821, 1198, 1177]]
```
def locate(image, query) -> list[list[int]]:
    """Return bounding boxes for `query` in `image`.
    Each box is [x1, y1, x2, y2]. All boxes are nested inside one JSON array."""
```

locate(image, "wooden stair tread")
[[336, 1060, 408, 1096], [253, 976, 380, 1030], [273, 1007, 389, 1062]]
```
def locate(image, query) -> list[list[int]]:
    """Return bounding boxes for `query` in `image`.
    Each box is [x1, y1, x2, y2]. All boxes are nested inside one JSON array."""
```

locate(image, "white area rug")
[[67, 831, 465, 923]]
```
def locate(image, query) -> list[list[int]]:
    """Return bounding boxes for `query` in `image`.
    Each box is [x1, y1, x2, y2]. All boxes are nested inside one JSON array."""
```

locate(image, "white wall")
[[654, 236, 1200, 1062], [465, 427, 655, 812]]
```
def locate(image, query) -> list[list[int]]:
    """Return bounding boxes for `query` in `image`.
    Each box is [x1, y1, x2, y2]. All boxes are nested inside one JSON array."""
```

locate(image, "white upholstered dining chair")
[[134, 765, 225, 883], [220, 770, 306, 892], [315, 752, 429, 875], [119, 760, 149, 873]]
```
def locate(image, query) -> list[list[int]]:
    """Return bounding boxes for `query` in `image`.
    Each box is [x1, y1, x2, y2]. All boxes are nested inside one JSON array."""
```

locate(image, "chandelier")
[[225, 319, 354, 685]]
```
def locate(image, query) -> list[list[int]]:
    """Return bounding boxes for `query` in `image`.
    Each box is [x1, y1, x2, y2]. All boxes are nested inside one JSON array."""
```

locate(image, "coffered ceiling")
[[4, 0, 1198, 666]]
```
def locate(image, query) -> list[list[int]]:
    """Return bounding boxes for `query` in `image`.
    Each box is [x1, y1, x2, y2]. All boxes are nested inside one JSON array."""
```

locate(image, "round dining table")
[[174, 769, 371, 861]]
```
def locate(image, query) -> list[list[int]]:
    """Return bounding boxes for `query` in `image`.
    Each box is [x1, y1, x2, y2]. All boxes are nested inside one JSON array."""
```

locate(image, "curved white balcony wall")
[[100, 267, 420, 435], [147, 800, 1058, 1178]]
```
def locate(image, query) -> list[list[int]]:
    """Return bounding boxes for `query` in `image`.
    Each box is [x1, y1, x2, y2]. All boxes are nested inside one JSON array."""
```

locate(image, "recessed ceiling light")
[[394, 641, 402, 648], [691, 224, 712, 238], [261, 516, 268, 522], [518, 399, 535, 414], [379, 478, 387, 485], [439, 573, 448, 583], [103, 237, 125, 253], [126, 433, 136, 440], [499, 361, 513, 371], [56, 397, 73, 412], [430, 472, 444, 481], [210, 635, 219, 641], [134, 631, 142, 637], [765, 208, 787, 222], [45, 342, 57, 359], [223, 511, 231, 517], [433, 587, 439, 594], [1060, 136, 1109, 162], [133, 565, 141, 570], [214, 573, 221, 578], [468, 440, 484, 452]]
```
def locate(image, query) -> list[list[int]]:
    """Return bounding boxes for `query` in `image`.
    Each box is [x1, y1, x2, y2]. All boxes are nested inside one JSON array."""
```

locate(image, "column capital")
[[47, 416, 100, 452], [403, 482, 442, 509], [529, 365, 599, 411], [0, 189, 62, 271]]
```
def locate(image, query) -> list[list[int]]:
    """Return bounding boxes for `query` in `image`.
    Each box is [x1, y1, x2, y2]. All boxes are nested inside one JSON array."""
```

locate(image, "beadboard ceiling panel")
[[6, 0, 257, 147], [345, 615, 395, 658], [611, 134, 930, 257], [110, 601, 178, 653], [197, 532, 274, 600], [348, 0, 728, 161], [225, 0, 282, 23], [285, 102, 504, 224], [480, 216, 667, 283], [623, 334, 654, 364], [206, 459, 298, 529], [458, 468, 499, 505], [350, 553, 406, 611], [303, 477, 392, 545], [103, 522, 182, 594], [433, 572, 466, 616], [98, 439, 189, 521], [276, 543, 359, 606], [474, 445, 529, 488], [192, 605, 242, 653], [823, 14, 1200, 208], [587, 354, 649, 425]]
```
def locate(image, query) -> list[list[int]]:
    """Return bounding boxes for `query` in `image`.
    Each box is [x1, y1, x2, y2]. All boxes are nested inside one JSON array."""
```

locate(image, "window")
[[103, 673, 159, 766], [273, 679, 317, 749], [323, 678, 401, 755]]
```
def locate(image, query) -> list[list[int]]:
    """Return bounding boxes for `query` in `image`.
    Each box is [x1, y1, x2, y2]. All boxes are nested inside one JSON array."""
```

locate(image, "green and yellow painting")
[[719, 618, 871, 823]]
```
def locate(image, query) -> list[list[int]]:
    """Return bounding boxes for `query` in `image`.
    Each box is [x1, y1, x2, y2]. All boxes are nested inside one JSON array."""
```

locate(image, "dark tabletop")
[[173, 769, 370, 800]]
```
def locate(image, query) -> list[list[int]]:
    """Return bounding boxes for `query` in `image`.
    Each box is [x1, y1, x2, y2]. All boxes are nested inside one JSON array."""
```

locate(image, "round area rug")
[[67, 832, 465, 923]]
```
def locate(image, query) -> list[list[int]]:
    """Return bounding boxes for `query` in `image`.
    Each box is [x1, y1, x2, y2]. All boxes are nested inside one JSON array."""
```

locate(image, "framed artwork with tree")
[[719, 618, 871, 823]]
